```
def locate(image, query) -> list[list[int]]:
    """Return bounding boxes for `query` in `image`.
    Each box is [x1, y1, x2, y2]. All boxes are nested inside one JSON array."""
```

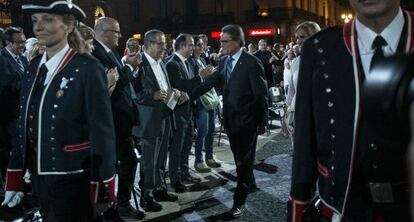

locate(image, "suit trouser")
[[116, 136, 138, 206], [140, 119, 170, 201], [168, 118, 193, 184], [228, 129, 258, 206]]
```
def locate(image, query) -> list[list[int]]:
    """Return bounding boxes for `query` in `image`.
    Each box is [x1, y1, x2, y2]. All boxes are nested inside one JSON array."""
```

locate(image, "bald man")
[[92, 17, 144, 220]]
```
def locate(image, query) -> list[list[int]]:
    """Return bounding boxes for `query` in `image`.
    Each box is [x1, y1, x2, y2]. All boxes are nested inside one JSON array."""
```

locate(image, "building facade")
[[74, 0, 352, 49], [5, 0, 414, 50]]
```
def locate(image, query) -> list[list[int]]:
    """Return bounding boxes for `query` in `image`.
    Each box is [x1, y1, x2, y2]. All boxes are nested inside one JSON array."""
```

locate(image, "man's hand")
[[93, 202, 113, 217], [172, 89, 181, 100], [125, 50, 142, 69], [199, 65, 215, 79], [106, 68, 119, 88], [178, 92, 189, 105], [153, 90, 168, 102], [1, 191, 24, 208]]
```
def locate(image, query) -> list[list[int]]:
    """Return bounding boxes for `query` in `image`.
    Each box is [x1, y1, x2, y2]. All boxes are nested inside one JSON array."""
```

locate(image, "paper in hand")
[[166, 91, 178, 110]]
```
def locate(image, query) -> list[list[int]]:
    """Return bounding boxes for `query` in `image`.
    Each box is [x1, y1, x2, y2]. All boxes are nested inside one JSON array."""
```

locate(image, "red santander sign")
[[248, 28, 274, 37], [211, 31, 222, 39]]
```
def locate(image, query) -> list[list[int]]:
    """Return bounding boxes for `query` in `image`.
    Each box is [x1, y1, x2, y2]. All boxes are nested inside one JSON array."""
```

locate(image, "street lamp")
[[341, 13, 353, 23]]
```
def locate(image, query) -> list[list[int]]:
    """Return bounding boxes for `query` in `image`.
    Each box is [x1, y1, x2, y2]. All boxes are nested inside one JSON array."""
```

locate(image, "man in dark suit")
[[288, 0, 414, 221], [199, 34, 212, 65], [134, 29, 185, 212], [254, 39, 274, 88], [191, 24, 268, 218], [165, 34, 214, 193], [0, 26, 28, 179], [92, 17, 144, 219]]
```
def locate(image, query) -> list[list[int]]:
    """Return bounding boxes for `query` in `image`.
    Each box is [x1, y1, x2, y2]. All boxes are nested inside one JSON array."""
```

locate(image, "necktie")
[[370, 36, 388, 71], [226, 56, 234, 81], [185, 60, 194, 79], [15, 56, 24, 72], [108, 51, 123, 69], [35, 64, 48, 90]]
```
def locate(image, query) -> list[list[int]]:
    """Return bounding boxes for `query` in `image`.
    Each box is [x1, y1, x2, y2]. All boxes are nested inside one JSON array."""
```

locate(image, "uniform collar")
[[40, 44, 70, 74]]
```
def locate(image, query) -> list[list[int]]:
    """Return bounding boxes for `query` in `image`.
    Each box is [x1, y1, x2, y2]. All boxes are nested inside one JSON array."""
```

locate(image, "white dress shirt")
[[144, 52, 169, 91], [285, 56, 300, 110], [39, 44, 70, 85], [356, 8, 404, 76]]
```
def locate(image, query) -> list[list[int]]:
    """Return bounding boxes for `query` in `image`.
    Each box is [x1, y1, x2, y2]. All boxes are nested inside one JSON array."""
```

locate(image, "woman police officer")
[[1, 1, 116, 221]]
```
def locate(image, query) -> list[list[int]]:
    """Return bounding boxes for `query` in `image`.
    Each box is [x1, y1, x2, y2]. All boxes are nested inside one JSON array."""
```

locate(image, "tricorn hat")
[[22, 0, 86, 20]]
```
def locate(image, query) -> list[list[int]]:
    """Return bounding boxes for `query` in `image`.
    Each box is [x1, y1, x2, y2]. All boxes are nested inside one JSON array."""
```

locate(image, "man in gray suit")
[[134, 29, 185, 212]]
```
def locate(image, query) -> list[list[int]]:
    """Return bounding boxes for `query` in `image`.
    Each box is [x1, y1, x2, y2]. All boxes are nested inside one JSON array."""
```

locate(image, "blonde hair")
[[28, 41, 41, 62], [63, 14, 87, 54], [295, 21, 321, 36]]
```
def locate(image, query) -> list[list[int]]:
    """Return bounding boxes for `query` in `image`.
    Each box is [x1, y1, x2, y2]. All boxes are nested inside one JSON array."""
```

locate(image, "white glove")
[[1, 191, 24, 208]]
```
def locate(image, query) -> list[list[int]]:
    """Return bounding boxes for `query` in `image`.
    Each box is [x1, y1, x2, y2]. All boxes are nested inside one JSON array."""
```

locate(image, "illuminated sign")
[[133, 34, 141, 40], [211, 31, 221, 39], [248, 29, 274, 37]]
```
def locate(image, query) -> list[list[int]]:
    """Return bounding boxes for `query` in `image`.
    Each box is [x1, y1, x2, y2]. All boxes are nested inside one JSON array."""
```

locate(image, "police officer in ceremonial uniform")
[[1, 1, 116, 221], [288, 0, 414, 221]]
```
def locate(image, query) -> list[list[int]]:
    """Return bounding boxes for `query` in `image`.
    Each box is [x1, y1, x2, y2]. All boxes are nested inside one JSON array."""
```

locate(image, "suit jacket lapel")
[[231, 52, 244, 79], [225, 52, 244, 84], [173, 54, 189, 80], [142, 55, 161, 90], [2, 49, 24, 76], [107, 50, 123, 70]]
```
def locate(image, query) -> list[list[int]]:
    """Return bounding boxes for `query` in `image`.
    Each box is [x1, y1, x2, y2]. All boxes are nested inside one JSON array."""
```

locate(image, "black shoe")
[[153, 190, 178, 202], [117, 204, 145, 220], [171, 182, 187, 193], [182, 174, 202, 183], [140, 199, 162, 212], [248, 185, 260, 193], [228, 205, 245, 218]]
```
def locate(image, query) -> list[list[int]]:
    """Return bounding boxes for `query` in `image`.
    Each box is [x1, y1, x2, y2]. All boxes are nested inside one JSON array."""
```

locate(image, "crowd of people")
[[0, 0, 413, 221], [0, 0, 269, 221]]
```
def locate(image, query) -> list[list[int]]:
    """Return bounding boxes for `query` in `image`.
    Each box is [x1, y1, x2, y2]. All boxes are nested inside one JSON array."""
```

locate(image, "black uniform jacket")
[[289, 10, 414, 221], [166, 54, 202, 122], [6, 49, 116, 204], [190, 50, 268, 135]]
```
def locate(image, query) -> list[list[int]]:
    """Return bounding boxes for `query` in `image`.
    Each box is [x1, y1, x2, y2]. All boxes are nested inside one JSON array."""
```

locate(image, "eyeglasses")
[[151, 41, 166, 46], [103, 29, 122, 36], [13, 40, 26, 45]]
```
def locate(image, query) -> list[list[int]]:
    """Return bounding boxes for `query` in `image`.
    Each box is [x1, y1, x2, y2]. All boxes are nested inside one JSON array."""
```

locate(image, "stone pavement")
[[0, 121, 293, 222], [128, 123, 293, 222]]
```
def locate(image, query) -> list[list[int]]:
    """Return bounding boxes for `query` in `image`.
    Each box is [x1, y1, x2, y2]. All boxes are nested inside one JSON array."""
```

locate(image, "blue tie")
[[226, 56, 234, 81]]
